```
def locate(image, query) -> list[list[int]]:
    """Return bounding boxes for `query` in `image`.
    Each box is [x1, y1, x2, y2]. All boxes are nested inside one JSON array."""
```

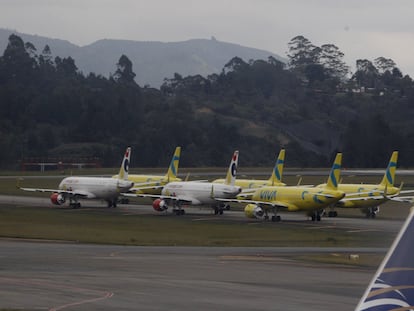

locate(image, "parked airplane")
[[217, 153, 345, 221], [122, 150, 242, 215], [319, 151, 401, 218], [213, 149, 286, 189], [356, 206, 414, 310], [20, 147, 134, 208], [113, 146, 181, 195]]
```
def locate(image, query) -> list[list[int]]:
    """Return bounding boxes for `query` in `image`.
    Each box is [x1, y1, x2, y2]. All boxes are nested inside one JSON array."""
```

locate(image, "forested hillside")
[[0, 34, 413, 169]]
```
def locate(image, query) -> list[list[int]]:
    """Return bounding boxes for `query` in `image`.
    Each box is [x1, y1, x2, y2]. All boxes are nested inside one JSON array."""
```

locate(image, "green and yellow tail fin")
[[380, 151, 398, 187], [165, 146, 181, 181], [326, 153, 342, 190], [268, 149, 285, 186], [118, 147, 131, 180]]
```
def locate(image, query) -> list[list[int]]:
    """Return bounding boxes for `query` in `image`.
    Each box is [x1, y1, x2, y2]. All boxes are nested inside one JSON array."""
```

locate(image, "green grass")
[[293, 253, 385, 268], [0, 204, 395, 247]]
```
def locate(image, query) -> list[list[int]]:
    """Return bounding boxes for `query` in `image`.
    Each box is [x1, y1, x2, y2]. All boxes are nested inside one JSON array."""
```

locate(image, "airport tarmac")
[[0, 194, 402, 310], [1, 240, 379, 311]]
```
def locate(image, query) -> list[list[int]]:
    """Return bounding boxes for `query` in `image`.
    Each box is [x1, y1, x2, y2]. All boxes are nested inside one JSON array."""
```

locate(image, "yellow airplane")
[[113, 146, 182, 195], [319, 151, 401, 218], [217, 153, 345, 221], [213, 149, 286, 189]]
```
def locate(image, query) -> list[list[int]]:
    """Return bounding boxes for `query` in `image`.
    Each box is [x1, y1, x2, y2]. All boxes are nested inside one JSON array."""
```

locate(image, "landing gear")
[[365, 207, 379, 219], [311, 211, 322, 221], [262, 207, 281, 222], [174, 209, 185, 216], [68, 197, 81, 208], [271, 215, 281, 222], [119, 198, 129, 204], [214, 206, 224, 215], [69, 202, 81, 208], [328, 210, 338, 217], [106, 199, 117, 208], [172, 202, 186, 216]]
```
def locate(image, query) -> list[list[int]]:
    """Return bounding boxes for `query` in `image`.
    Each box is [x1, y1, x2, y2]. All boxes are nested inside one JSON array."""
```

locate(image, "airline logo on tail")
[[166, 146, 181, 180], [270, 149, 285, 185], [356, 207, 414, 310], [326, 153, 342, 190], [381, 151, 398, 187], [118, 147, 131, 180], [225, 151, 239, 186]]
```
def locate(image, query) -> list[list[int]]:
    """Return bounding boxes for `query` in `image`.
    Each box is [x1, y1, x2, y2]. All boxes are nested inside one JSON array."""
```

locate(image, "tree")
[[113, 54, 136, 84], [287, 35, 319, 68], [222, 57, 248, 75], [353, 59, 379, 88], [319, 44, 349, 80], [374, 57, 397, 75], [1, 34, 37, 81]]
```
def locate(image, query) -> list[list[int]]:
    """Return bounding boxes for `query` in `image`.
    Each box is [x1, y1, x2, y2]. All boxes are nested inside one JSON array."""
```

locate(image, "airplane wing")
[[216, 198, 290, 209], [391, 196, 414, 203], [19, 187, 93, 198], [130, 185, 165, 192], [121, 192, 194, 204]]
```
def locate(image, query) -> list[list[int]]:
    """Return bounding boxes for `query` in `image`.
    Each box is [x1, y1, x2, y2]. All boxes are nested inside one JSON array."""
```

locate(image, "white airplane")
[[19, 147, 134, 208], [123, 150, 242, 215]]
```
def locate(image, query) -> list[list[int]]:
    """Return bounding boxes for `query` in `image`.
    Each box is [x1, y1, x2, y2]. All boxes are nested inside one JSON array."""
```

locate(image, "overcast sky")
[[1, 0, 413, 76]]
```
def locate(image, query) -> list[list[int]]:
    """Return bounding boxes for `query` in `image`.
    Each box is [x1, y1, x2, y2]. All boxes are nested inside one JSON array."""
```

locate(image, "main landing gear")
[[69, 202, 81, 208], [264, 207, 281, 222], [264, 215, 281, 222], [365, 207, 379, 219], [310, 210, 323, 221], [106, 199, 117, 208], [327, 210, 338, 217]]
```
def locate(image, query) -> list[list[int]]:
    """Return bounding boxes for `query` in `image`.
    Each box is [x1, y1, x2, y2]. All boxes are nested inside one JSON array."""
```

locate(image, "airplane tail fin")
[[268, 149, 285, 186], [224, 150, 239, 186], [356, 206, 414, 310], [325, 153, 342, 190], [380, 151, 398, 187], [165, 146, 181, 181], [117, 147, 131, 180]]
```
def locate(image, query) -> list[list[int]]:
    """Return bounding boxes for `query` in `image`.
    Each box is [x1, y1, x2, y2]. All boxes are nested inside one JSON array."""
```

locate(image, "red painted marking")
[[0, 277, 114, 310], [50, 292, 114, 311]]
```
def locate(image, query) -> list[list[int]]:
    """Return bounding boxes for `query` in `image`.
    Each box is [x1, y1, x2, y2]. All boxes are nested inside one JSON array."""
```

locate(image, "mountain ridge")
[[0, 28, 285, 87]]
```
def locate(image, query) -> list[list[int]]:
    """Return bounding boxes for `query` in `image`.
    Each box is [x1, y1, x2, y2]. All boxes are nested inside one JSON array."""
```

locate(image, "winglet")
[[224, 150, 239, 186], [380, 151, 398, 187], [268, 149, 285, 186], [118, 147, 131, 180], [325, 153, 342, 190], [356, 206, 414, 310], [165, 146, 181, 180]]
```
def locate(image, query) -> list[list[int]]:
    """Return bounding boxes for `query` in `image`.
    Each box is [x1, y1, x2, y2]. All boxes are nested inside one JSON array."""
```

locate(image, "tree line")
[[0, 34, 413, 169]]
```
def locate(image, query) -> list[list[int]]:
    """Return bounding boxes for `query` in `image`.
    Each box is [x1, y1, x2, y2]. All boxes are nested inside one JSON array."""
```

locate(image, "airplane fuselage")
[[318, 183, 400, 208], [113, 174, 182, 194], [252, 186, 345, 212], [162, 181, 241, 205], [213, 178, 286, 189], [59, 176, 133, 200]]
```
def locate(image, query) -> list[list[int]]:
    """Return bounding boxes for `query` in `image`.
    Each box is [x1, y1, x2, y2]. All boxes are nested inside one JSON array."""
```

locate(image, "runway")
[[1, 240, 379, 311]]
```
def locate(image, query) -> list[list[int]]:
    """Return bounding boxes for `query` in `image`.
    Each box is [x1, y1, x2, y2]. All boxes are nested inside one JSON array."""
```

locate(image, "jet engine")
[[244, 204, 264, 219], [50, 193, 65, 205], [153, 198, 168, 212]]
